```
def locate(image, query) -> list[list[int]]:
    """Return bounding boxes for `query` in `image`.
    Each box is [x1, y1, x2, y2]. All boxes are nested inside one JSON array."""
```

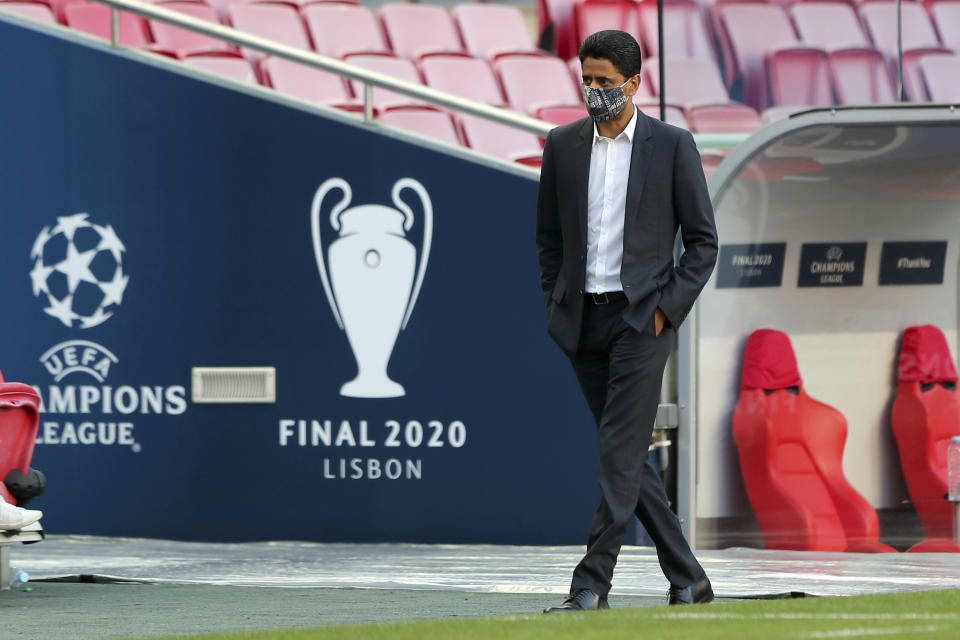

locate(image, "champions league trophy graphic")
[[311, 177, 433, 398]]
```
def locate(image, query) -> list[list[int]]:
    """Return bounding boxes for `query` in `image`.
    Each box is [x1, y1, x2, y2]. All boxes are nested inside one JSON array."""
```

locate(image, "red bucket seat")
[[891, 325, 960, 541], [733, 330, 896, 552], [0, 370, 42, 506]]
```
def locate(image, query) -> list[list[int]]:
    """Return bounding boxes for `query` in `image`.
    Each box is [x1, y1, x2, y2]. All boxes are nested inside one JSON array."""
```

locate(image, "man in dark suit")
[[537, 30, 718, 611]]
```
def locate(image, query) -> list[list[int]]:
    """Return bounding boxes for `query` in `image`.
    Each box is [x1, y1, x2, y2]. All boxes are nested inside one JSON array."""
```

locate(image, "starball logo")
[[29, 213, 187, 452], [30, 213, 129, 329]]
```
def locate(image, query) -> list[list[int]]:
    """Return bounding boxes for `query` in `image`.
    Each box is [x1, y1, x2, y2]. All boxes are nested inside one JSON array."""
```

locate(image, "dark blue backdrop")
[[0, 18, 599, 543]]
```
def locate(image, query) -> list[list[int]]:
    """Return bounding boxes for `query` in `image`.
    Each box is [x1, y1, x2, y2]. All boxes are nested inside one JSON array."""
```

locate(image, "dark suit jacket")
[[536, 111, 718, 355]]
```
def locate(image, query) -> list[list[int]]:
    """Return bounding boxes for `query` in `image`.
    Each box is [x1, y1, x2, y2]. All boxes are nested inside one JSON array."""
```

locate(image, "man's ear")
[[625, 74, 642, 98]]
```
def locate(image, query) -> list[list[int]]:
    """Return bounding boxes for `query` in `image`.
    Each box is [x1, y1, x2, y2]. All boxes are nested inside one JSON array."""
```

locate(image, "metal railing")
[[97, 0, 552, 136], [93, 0, 747, 150]]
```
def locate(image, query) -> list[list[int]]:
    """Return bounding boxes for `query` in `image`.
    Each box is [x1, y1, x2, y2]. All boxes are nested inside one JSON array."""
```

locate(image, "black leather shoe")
[[667, 577, 714, 605], [543, 589, 610, 613]]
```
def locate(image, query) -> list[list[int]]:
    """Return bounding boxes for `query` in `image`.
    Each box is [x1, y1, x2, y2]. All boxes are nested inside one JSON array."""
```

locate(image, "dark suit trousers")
[[568, 297, 704, 597]]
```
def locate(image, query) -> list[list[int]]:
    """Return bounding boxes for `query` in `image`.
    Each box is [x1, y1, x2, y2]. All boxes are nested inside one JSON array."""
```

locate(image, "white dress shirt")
[[585, 106, 637, 293]]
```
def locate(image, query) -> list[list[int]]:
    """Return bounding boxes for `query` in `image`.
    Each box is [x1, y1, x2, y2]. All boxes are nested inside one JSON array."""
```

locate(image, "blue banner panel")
[[797, 243, 867, 288], [715, 243, 786, 288], [879, 241, 947, 286], [0, 19, 599, 543]]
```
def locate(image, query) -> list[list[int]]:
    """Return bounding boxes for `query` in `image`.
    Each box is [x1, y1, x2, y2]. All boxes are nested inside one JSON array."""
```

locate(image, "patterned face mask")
[[581, 79, 632, 123]]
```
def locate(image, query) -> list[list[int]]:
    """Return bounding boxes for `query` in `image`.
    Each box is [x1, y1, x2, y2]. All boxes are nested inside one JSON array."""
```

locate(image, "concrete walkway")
[[2, 536, 958, 639]]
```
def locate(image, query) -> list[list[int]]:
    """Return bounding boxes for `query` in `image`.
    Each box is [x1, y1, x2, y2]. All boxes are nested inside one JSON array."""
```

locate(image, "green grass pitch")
[[141, 588, 960, 640]]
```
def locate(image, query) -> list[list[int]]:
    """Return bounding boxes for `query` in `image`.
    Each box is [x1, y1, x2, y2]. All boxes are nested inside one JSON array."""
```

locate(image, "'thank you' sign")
[[879, 241, 947, 285]]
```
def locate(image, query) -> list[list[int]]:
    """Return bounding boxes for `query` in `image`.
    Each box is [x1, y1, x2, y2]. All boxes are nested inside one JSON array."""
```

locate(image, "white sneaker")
[[0, 498, 43, 530]]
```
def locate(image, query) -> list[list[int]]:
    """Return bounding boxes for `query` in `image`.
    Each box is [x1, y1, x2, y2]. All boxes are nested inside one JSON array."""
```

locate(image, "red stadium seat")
[[700, 148, 729, 183], [861, 1, 944, 50], [226, 3, 311, 61], [639, 57, 713, 102], [251, 0, 355, 7], [451, 4, 543, 60], [635, 103, 691, 129], [860, 1, 952, 100], [790, 2, 870, 49], [47, 0, 83, 22], [715, 3, 812, 110], [829, 48, 896, 104], [637, 0, 716, 63], [183, 52, 258, 85], [905, 538, 960, 552], [420, 56, 506, 106], [682, 104, 760, 133], [791, 0, 896, 104], [0, 2, 56, 23], [0, 370, 42, 506], [344, 54, 430, 112], [261, 57, 361, 111], [495, 56, 581, 117], [767, 47, 833, 108], [302, 4, 389, 59], [378, 4, 465, 60], [733, 329, 898, 553], [377, 109, 462, 146], [644, 57, 761, 133], [537, 105, 588, 125], [151, 2, 234, 59], [568, 57, 585, 92], [920, 54, 960, 102], [891, 325, 960, 540], [537, 0, 582, 60], [201, 0, 245, 18], [930, 2, 960, 52], [459, 114, 543, 164], [574, 0, 642, 48], [63, 2, 152, 47]]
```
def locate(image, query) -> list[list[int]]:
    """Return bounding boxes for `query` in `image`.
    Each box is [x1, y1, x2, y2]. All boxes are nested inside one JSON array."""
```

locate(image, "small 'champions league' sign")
[[878, 241, 947, 286], [715, 243, 787, 288], [798, 243, 867, 287]]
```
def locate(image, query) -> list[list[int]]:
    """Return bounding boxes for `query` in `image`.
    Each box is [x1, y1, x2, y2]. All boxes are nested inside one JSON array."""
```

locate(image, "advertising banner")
[[0, 19, 598, 543]]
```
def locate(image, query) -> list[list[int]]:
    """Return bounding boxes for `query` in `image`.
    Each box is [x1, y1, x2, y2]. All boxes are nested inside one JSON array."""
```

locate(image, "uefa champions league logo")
[[311, 177, 433, 399], [30, 213, 129, 329]]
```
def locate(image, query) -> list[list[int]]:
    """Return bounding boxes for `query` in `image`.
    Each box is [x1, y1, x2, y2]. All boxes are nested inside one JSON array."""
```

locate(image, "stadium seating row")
[[549, 0, 959, 108], [0, 0, 751, 163], [0, 1, 561, 162], [2, 0, 958, 163]]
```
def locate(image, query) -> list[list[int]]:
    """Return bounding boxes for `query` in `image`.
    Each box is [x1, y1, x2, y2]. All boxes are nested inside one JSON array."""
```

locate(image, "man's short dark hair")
[[578, 30, 643, 80]]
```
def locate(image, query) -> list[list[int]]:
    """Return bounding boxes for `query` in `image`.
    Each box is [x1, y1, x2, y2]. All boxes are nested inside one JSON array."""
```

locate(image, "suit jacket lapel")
[[575, 118, 593, 251], [623, 110, 654, 239]]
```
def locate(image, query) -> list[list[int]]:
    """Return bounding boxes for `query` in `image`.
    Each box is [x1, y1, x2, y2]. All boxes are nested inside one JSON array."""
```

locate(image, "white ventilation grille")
[[191, 367, 276, 403]]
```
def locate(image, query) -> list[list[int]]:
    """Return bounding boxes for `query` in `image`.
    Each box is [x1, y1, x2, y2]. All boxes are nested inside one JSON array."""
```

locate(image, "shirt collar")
[[592, 104, 638, 144]]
